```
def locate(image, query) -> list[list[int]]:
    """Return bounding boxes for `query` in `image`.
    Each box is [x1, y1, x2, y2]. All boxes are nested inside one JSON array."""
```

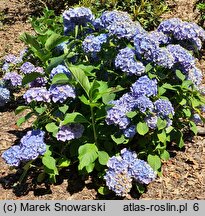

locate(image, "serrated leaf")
[[111, 133, 128, 145], [176, 69, 186, 81], [59, 104, 69, 114], [69, 65, 91, 97], [160, 150, 170, 161], [62, 112, 89, 125], [45, 122, 59, 133], [45, 33, 68, 51], [15, 106, 29, 115], [35, 106, 46, 114], [157, 130, 167, 143], [157, 118, 167, 130], [98, 186, 110, 195], [22, 72, 43, 86], [51, 73, 70, 85], [16, 112, 33, 127], [78, 144, 98, 170], [147, 154, 161, 171], [98, 151, 109, 165], [136, 122, 149, 135]]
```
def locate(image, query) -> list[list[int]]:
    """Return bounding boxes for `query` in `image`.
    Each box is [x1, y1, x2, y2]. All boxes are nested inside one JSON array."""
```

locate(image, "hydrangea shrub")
[[1, 7, 205, 197]]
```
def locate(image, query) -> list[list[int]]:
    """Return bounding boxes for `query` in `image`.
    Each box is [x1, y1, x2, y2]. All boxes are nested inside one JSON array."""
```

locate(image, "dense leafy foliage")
[[0, 6, 205, 197]]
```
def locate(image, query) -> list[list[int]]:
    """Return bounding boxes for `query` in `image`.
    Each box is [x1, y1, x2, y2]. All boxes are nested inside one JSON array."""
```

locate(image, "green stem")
[[90, 106, 97, 144]]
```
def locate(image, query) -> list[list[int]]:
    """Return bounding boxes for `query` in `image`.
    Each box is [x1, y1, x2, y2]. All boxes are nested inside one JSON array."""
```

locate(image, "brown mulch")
[[0, 0, 205, 200]]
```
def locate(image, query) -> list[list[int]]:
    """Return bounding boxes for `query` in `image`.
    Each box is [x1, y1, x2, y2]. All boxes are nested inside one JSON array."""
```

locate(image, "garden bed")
[[0, 0, 205, 200]]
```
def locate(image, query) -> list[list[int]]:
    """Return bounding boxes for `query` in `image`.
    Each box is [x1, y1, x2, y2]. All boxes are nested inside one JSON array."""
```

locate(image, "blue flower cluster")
[[115, 47, 145, 76], [82, 34, 108, 54], [0, 86, 10, 107], [2, 72, 22, 87], [23, 87, 51, 103], [49, 84, 76, 103], [49, 64, 71, 80], [157, 18, 205, 50], [106, 75, 158, 130], [2, 130, 46, 167], [63, 7, 95, 34], [104, 148, 156, 196], [29, 77, 47, 88], [56, 123, 84, 142], [20, 62, 36, 74]]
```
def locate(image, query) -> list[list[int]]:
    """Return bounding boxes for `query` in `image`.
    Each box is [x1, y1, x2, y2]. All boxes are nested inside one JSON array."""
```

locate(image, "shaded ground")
[[0, 0, 205, 200]]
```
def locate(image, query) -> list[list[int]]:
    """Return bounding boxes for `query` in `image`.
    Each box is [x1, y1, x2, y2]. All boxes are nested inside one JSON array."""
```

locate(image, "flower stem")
[[90, 106, 97, 144]]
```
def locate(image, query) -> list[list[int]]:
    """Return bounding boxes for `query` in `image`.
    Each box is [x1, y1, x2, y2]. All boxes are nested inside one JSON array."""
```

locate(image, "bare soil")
[[0, 0, 204, 200]]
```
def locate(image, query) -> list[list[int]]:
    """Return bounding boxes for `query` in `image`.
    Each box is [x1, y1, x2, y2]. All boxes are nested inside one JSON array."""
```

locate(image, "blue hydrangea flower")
[[49, 84, 76, 103], [166, 44, 196, 73], [154, 99, 175, 117], [107, 20, 139, 40], [2, 130, 46, 166], [63, 7, 95, 35], [145, 115, 158, 129], [104, 169, 133, 197], [104, 148, 156, 196], [106, 107, 130, 129], [3, 72, 22, 87], [134, 95, 154, 113], [187, 66, 202, 87], [131, 75, 158, 98], [149, 31, 171, 45], [99, 10, 132, 28], [19, 130, 47, 160], [129, 159, 156, 184], [123, 125, 136, 138], [134, 33, 159, 61], [2, 63, 10, 72], [151, 47, 174, 69], [1, 145, 21, 166], [35, 66, 45, 74], [20, 62, 36, 74], [4, 54, 21, 64], [23, 87, 51, 103], [0, 86, 10, 107], [82, 34, 108, 53], [49, 65, 71, 80], [56, 123, 84, 142], [115, 47, 145, 76]]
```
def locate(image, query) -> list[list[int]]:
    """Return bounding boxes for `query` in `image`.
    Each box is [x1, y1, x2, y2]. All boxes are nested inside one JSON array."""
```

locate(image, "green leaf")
[[85, 163, 95, 173], [160, 150, 170, 161], [58, 104, 69, 114], [136, 122, 149, 135], [111, 133, 129, 145], [45, 33, 68, 51], [69, 65, 91, 97], [189, 121, 197, 135], [78, 144, 98, 170], [157, 130, 167, 143], [57, 157, 71, 168], [15, 106, 29, 115], [183, 108, 192, 117], [42, 154, 58, 175], [145, 63, 153, 72], [179, 98, 187, 106], [158, 86, 166, 96], [35, 106, 46, 114], [126, 111, 137, 118], [98, 186, 110, 195], [98, 151, 109, 165], [78, 64, 98, 76], [17, 112, 33, 127], [22, 72, 43, 86], [79, 95, 90, 106], [20, 33, 41, 50], [147, 154, 161, 171], [62, 112, 89, 125], [45, 122, 59, 133], [51, 73, 70, 85], [176, 69, 186, 81], [102, 93, 115, 105], [157, 118, 167, 130], [162, 83, 176, 91], [47, 54, 65, 71]]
